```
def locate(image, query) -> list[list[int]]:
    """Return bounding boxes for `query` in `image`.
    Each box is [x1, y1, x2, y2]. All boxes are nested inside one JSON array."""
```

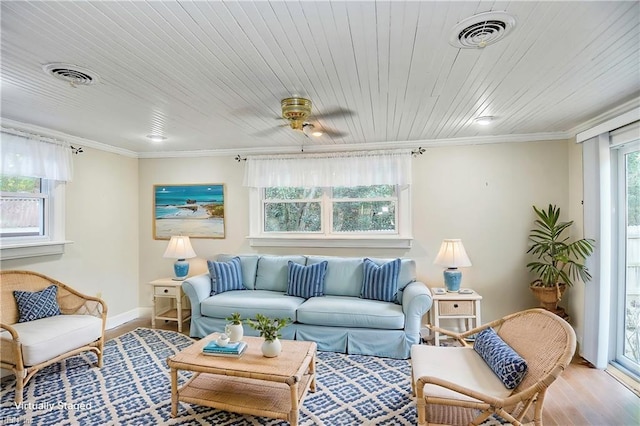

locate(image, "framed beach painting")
[[153, 184, 225, 239]]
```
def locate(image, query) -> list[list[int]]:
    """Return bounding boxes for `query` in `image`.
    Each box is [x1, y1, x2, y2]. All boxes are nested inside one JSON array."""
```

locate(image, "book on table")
[[202, 340, 247, 357]]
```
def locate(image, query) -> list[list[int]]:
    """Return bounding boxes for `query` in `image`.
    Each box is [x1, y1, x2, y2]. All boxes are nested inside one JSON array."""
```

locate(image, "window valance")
[[243, 149, 412, 188], [0, 132, 73, 182]]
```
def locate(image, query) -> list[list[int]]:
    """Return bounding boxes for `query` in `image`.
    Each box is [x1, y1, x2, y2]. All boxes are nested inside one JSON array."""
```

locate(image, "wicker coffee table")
[[168, 334, 317, 425]]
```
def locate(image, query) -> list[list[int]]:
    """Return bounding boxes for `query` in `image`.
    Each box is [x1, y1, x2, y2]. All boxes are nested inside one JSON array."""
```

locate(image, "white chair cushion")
[[1, 315, 102, 366], [411, 345, 512, 402]]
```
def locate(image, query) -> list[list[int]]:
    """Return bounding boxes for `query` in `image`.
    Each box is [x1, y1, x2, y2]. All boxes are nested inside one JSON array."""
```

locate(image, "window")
[[263, 185, 398, 234], [0, 132, 72, 259], [249, 185, 411, 248], [244, 149, 413, 248], [1, 176, 47, 238], [614, 142, 640, 378], [0, 174, 66, 259]]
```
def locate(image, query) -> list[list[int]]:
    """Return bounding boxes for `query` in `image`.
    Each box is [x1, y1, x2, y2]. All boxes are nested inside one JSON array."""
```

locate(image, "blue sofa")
[[182, 254, 432, 359]]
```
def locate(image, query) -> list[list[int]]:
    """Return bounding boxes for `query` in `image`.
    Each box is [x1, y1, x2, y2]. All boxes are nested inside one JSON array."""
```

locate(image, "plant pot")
[[529, 283, 567, 311], [261, 338, 282, 358], [225, 323, 244, 342]]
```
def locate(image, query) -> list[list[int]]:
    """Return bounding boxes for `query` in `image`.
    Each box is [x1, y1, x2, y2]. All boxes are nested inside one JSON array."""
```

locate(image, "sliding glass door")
[[616, 142, 640, 378]]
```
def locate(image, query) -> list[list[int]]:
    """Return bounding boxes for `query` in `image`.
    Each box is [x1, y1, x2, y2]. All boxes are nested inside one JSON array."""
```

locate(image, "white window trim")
[[247, 185, 412, 248], [0, 180, 72, 259]]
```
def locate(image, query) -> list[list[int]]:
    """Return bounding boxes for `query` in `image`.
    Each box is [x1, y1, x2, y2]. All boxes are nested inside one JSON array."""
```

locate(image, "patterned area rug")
[[1, 328, 414, 425], [1, 328, 503, 425]]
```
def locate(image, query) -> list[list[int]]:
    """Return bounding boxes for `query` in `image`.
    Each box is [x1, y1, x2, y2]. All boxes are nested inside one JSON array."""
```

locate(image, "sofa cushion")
[[411, 345, 513, 402], [296, 295, 405, 329], [306, 256, 363, 297], [13, 285, 61, 323], [368, 257, 416, 303], [0, 315, 102, 366], [201, 290, 304, 321], [287, 261, 328, 299], [216, 254, 259, 289], [255, 255, 307, 292], [474, 328, 528, 389], [361, 258, 400, 302], [208, 257, 244, 295]]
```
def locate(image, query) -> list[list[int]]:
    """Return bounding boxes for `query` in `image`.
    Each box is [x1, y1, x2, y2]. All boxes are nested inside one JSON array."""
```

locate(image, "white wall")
[[1, 147, 140, 321], [138, 139, 570, 324]]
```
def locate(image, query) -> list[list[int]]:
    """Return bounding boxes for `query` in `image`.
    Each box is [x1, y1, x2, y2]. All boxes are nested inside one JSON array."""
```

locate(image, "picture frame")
[[153, 184, 225, 240]]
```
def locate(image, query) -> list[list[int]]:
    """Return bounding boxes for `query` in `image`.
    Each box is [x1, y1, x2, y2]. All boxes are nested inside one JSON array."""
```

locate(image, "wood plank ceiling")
[[1, 1, 639, 154]]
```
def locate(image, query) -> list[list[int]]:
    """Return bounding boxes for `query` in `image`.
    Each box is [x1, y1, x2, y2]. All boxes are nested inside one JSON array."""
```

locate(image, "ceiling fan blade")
[[312, 107, 355, 120], [251, 124, 289, 137]]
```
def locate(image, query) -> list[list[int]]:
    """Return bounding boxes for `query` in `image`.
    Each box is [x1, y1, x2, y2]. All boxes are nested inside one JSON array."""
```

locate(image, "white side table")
[[429, 288, 482, 346], [149, 278, 191, 333]]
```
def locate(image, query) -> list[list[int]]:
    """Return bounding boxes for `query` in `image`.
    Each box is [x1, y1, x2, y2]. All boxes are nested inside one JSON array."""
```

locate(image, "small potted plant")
[[225, 312, 244, 342], [526, 204, 595, 316], [247, 313, 292, 357]]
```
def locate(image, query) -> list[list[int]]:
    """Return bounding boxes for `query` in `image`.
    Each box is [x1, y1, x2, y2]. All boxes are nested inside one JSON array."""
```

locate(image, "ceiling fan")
[[279, 97, 350, 138]]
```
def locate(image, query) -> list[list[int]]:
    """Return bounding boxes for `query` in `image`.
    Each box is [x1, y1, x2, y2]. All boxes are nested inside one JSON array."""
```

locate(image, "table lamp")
[[163, 236, 197, 280], [433, 239, 472, 292]]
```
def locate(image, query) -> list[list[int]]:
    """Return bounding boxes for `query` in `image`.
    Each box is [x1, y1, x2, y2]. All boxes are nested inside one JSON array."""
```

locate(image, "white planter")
[[261, 338, 282, 358], [225, 323, 244, 342]]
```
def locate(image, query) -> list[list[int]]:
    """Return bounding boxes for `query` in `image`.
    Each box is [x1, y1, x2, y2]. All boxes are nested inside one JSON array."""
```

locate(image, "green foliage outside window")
[[0, 176, 40, 193], [263, 185, 397, 234], [628, 151, 639, 226]]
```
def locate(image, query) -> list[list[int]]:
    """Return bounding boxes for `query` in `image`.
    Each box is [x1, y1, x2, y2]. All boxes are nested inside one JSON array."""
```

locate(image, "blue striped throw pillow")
[[208, 257, 244, 295], [286, 261, 328, 299], [474, 327, 528, 389], [13, 285, 61, 323], [361, 258, 401, 302]]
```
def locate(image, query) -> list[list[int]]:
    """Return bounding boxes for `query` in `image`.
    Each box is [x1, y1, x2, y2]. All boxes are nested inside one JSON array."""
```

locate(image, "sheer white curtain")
[[243, 149, 412, 188], [0, 132, 73, 181]]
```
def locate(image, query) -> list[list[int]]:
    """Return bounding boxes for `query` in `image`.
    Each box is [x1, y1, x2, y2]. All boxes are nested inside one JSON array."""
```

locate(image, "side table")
[[429, 288, 482, 346], [149, 277, 191, 333]]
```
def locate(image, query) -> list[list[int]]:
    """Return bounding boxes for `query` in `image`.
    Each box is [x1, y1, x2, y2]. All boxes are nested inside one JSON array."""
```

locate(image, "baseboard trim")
[[106, 307, 152, 330]]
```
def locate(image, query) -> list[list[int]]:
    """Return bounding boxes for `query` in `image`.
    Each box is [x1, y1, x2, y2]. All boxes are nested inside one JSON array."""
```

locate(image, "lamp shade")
[[433, 239, 472, 268], [163, 236, 196, 260]]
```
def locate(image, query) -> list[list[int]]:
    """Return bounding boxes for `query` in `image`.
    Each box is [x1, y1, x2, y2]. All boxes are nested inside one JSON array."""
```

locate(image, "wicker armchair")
[[0, 270, 107, 403], [411, 308, 576, 426]]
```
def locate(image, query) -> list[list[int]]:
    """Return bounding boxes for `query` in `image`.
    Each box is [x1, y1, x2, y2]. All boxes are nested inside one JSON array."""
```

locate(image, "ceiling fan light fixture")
[[474, 116, 495, 126], [302, 123, 323, 137], [146, 134, 167, 142]]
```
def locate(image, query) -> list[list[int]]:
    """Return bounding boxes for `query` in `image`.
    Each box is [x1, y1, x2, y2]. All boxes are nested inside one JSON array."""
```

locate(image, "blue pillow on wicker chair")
[[360, 258, 401, 302], [287, 261, 328, 299], [474, 327, 528, 389], [13, 285, 61, 323], [208, 257, 244, 295]]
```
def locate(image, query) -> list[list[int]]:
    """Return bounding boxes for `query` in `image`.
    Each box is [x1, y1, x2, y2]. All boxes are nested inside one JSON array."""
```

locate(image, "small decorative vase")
[[261, 338, 282, 358], [225, 323, 244, 342]]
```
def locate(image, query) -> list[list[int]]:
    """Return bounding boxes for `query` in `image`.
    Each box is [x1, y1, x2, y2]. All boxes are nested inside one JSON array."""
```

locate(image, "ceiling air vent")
[[42, 63, 99, 87], [449, 11, 517, 49]]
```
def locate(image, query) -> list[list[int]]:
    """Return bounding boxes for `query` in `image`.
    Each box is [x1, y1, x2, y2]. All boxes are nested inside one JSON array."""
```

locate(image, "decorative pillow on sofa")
[[286, 260, 328, 299], [207, 257, 244, 295], [360, 258, 400, 302], [474, 327, 528, 389], [13, 285, 61, 323]]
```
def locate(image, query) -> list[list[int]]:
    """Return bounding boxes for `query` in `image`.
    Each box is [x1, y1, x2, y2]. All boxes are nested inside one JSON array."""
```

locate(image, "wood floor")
[[108, 319, 639, 426]]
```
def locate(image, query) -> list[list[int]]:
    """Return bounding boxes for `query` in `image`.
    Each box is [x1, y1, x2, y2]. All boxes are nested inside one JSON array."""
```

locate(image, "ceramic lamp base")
[[443, 268, 462, 292], [173, 259, 189, 280]]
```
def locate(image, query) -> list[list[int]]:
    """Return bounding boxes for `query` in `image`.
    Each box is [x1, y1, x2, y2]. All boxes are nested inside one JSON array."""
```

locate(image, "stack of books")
[[202, 340, 247, 358]]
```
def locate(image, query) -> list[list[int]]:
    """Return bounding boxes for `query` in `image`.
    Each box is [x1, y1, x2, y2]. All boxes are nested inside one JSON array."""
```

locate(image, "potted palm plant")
[[247, 314, 291, 357], [526, 204, 595, 316]]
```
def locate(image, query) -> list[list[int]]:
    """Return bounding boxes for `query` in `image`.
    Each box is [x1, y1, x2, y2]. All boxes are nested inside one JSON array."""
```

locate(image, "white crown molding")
[[568, 97, 640, 139], [0, 118, 139, 158], [139, 131, 570, 159], [11, 103, 639, 159]]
